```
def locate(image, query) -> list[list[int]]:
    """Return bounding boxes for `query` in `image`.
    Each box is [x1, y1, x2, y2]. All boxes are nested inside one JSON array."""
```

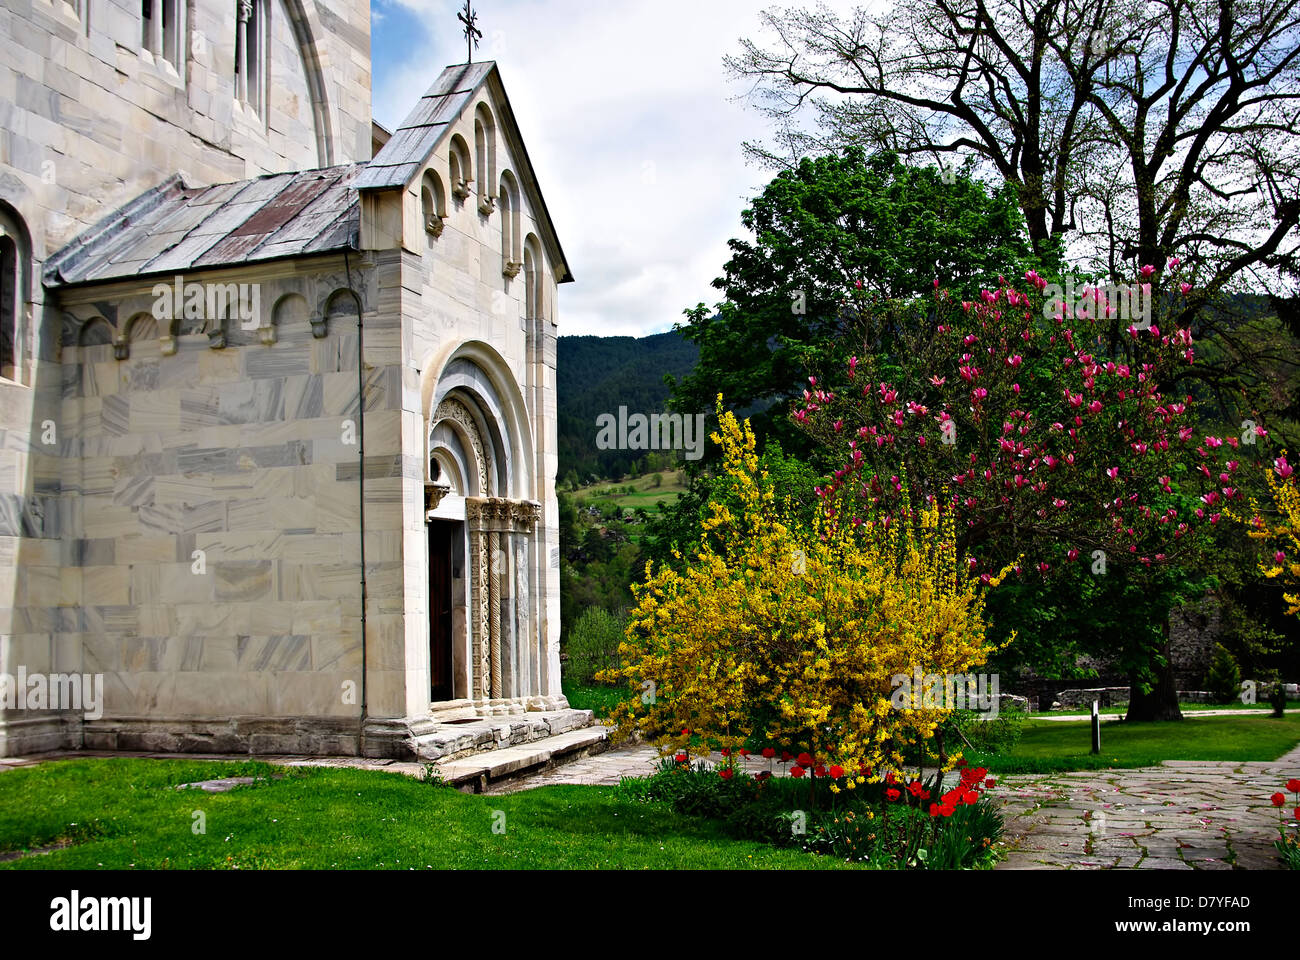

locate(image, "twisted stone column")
[[489, 530, 501, 699]]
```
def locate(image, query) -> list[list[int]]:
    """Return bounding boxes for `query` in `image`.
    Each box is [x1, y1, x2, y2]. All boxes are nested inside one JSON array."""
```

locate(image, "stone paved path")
[[484, 739, 1300, 870]]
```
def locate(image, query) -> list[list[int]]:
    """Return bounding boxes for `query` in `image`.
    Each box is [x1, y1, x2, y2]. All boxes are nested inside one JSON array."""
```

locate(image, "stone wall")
[[1, 0, 372, 260], [0, 0, 374, 756], [0, 252, 409, 755]]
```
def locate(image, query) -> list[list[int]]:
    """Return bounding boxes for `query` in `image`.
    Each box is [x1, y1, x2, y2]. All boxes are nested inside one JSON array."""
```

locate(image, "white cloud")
[[372, 0, 861, 336]]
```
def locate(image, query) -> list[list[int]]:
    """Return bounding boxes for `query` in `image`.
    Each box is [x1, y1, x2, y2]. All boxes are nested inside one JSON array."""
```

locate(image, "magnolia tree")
[[796, 263, 1277, 720]]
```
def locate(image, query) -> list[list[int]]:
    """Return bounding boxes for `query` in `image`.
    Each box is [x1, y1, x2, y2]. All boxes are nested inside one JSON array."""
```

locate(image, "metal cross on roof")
[[458, 1, 483, 64]]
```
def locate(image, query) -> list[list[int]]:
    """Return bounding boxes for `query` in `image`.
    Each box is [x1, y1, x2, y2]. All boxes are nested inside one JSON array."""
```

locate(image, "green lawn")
[[0, 758, 860, 870], [971, 712, 1300, 774], [571, 470, 687, 515], [562, 681, 624, 719]]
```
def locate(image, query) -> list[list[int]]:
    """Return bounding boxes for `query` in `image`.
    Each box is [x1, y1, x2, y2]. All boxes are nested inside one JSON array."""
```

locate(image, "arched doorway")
[[424, 344, 541, 715]]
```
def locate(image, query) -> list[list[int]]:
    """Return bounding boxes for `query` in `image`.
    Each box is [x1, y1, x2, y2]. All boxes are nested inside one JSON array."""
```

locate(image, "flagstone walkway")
[[483, 740, 1300, 870]]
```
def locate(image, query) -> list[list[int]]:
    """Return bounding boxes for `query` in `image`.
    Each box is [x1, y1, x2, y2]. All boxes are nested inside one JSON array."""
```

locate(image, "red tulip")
[[797, 752, 814, 767], [674, 753, 687, 764], [1272, 792, 1286, 806], [781, 751, 793, 762], [963, 790, 979, 805], [790, 765, 805, 778], [886, 788, 901, 801], [1287, 779, 1300, 793], [720, 748, 730, 757], [985, 778, 996, 789], [719, 769, 733, 780], [939, 804, 955, 817], [830, 765, 845, 779], [929, 803, 941, 817], [761, 748, 776, 759]]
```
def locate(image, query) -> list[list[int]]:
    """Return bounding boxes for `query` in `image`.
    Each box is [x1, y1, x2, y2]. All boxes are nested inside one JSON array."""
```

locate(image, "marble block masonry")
[[0, 0, 582, 759]]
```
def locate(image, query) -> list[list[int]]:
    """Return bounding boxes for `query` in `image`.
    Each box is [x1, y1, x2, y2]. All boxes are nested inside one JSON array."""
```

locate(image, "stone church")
[[0, 0, 592, 766]]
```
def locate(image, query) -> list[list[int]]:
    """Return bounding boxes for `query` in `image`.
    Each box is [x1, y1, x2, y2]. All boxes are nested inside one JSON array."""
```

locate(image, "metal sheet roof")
[[44, 164, 365, 288], [44, 61, 572, 287], [352, 61, 494, 192]]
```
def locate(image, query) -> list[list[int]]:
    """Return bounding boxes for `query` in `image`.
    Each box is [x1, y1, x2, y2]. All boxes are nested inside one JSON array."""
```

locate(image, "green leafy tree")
[[1205, 643, 1242, 704], [668, 149, 1035, 452]]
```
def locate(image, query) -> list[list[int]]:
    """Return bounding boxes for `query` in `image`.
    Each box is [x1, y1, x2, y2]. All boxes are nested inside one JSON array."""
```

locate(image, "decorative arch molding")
[[448, 134, 473, 202], [77, 316, 114, 347], [431, 395, 492, 497], [473, 101, 497, 216], [420, 339, 534, 501], [499, 169, 521, 277], [0, 200, 34, 383], [278, 0, 335, 167], [421, 169, 448, 238], [319, 287, 362, 340], [112, 312, 157, 359]]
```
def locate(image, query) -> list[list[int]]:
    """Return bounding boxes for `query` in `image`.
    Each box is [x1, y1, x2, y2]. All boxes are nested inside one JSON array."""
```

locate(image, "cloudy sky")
[[370, 0, 861, 338]]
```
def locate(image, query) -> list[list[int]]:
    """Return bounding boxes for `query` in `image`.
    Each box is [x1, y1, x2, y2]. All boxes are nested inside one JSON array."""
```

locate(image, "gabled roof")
[[355, 61, 573, 284], [45, 164, 364, 288], [354, 62, 494, 191], [44, 63, 573, 289]]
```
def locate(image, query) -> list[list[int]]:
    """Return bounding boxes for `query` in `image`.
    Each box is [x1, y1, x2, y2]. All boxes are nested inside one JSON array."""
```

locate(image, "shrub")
[[941, 701, 1026, 755], [563, 607, 625, 686], [1205, 643, 1242, 704], [603, 405, 1009, 781]]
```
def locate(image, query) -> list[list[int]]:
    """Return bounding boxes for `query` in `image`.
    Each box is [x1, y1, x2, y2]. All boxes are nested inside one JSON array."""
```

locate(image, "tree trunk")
[[1125, 631, 1183, 722]]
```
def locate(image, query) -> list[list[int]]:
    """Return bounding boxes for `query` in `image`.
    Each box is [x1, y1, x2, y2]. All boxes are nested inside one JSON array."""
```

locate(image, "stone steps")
[[408, 708, 597, 763], [434, 725, 611, 792]]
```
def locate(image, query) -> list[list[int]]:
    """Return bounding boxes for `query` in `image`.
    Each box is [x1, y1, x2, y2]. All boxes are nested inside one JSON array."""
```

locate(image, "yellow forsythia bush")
[[601, 406, 1007, 784], [1234, 453, 1300, 617]]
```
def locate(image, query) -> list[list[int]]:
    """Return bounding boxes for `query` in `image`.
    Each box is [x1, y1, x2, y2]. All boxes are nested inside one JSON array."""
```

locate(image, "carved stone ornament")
[[424, 481, 452, 515]]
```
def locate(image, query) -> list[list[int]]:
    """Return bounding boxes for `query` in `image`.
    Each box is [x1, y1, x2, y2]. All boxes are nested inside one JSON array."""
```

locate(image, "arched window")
[[0, 206, 31, 384], [523, 235, 545, 323], [448, 134, 472, 201], [234, 0, 268, 118], [498, 171, 522, 277], [422, 170, 447, 238], [473, 103, 497, 215]]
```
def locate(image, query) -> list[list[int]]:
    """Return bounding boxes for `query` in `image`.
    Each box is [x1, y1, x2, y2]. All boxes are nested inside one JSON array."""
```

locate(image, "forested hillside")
[[556, 331, 699, 483]]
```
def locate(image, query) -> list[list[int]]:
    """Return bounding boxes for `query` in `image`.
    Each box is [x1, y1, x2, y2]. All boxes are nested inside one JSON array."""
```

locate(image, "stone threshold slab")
[[434, 727, 609, 789]]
